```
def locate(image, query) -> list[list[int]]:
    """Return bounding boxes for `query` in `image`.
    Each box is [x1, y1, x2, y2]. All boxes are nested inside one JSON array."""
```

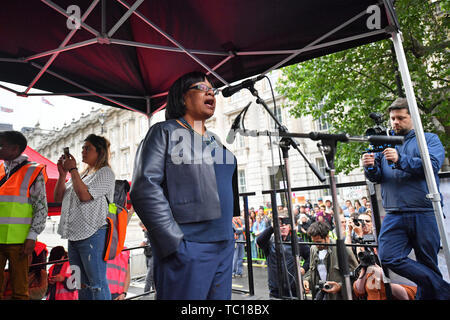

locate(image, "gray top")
[[58, 166, 115, 241]]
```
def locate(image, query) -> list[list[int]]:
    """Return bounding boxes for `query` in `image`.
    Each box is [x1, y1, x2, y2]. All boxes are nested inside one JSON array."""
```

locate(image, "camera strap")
[[0, 160, 30, 188]]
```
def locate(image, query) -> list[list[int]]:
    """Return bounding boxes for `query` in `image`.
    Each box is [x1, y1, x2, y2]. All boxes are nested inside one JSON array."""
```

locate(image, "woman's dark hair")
[[49, 246, 67, 262], [83, 134, 111, 173], [165, 71, 211, 120]]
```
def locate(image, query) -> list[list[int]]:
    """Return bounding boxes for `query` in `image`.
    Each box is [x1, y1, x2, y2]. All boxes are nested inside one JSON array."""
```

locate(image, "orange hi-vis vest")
[[0, 161, 47, 244], [232, 217, 246, 240], [106, 249, 130, 295]]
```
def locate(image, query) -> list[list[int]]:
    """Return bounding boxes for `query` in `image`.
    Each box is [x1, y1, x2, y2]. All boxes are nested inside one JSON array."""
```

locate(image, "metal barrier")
[[23, 172, 449, 300]]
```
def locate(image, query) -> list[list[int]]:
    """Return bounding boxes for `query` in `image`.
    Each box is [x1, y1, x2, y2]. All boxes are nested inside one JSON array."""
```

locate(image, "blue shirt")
[[179, 142, 236, 242]]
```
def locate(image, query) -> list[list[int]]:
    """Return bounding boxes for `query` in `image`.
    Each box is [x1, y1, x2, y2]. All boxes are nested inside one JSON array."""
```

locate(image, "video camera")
[[364, 112, 393, 153], [314, 280, 331, 300], [355, 234, 378, 268]]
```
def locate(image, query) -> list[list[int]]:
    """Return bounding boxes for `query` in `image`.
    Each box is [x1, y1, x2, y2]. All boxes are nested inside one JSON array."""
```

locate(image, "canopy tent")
[[0, 0, 393, 114], [1, 0, 448, 297]]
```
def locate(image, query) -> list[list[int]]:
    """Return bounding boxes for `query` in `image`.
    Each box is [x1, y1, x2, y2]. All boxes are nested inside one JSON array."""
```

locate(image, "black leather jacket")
[[130, 119, 240, 259]]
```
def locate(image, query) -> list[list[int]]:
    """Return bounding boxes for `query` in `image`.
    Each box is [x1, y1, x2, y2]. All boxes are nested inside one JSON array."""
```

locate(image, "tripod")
[[233, 83, 404, 300], [241, 83, 326, 300]]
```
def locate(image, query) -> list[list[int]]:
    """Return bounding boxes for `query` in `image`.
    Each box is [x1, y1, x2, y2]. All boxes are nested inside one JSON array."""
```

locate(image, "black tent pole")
[[242, 195, 255, 296], [269, 190, 290, 299], [366, 181, 393, 300], [316, 139, 353, 300], [247, 85, 306, 300]]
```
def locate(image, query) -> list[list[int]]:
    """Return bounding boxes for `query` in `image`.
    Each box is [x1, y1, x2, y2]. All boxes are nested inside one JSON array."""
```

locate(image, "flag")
[[41, 97, 54, 106], [0, 106, 14, 113]]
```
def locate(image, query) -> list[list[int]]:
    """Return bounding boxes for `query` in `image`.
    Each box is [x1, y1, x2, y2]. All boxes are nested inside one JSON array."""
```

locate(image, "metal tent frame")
[[1, 0, 387, 115]]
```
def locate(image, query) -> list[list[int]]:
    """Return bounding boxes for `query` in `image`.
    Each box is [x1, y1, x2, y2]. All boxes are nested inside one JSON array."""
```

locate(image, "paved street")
[[127, 262, 272, 300], [40, 211, 450, 300]]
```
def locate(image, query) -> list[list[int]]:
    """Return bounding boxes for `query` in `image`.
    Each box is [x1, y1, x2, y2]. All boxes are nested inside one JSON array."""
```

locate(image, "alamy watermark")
[[170, 121, 235, 165], [366, 4, 381, 30], [66, 5, 81, 30]]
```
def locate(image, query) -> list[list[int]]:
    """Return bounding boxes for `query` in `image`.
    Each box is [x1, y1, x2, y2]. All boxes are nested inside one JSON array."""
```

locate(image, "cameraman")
[[350, 212, 418, 300], [362, 98, 450, 300], [347, 211, 376, 257], [303, 222, 358, 300], [256, 216, 310, 299]]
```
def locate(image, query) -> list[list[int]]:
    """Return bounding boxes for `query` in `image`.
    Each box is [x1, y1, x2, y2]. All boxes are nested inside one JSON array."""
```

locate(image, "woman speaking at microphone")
[[131, 71, 240, 300]]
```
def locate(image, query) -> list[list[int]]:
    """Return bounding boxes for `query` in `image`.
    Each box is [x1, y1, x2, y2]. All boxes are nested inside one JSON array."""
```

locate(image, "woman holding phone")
[[54, 134, 115, 300]]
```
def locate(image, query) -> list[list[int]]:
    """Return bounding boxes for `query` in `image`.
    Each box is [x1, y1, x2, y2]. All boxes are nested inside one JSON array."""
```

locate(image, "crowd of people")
[[231, 196, 398, 299]]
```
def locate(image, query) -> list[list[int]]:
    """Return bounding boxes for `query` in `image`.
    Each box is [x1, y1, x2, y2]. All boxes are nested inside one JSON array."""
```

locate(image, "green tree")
[[278, 0, 449, 174]]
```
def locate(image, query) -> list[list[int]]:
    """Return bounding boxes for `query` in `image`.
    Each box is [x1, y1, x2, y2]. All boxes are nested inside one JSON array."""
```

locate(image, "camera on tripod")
[[364, 112, 392, 153], [314, 280, 332, 300], [354, 234, 379, 270]]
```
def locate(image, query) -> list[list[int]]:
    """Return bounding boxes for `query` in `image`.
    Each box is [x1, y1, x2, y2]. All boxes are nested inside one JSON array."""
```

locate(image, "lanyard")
[[177, 117, 217, 147]]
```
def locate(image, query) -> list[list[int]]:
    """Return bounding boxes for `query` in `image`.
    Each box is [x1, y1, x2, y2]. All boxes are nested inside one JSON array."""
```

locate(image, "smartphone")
[[63, 147, 70, 158]]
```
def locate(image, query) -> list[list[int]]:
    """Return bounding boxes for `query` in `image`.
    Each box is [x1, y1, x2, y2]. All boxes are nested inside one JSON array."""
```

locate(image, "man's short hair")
[[0, 130, 27, 154], [388, 97, 410, 114], [307, 221, 330, 239]]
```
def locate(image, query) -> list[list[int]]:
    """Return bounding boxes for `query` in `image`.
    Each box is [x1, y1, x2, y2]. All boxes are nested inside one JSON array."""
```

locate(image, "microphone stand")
[[244, 84, 326, 300], [315, 137, 353, 300], [233, 83, 404, 301]]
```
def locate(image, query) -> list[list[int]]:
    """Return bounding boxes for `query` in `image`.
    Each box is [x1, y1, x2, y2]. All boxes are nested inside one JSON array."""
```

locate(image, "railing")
[[26, 172, 450, 300]]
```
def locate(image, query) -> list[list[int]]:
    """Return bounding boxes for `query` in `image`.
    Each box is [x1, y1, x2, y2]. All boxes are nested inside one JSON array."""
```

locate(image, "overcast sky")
[[0, 81, 103, 131]]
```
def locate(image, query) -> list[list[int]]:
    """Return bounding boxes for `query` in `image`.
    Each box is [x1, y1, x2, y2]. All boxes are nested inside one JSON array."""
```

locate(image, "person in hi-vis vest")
[[0, 131, 48, 300]]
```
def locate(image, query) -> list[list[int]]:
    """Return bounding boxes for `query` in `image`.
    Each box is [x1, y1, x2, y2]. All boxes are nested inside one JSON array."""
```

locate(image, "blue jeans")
[[378, 211, 450, 300], [232, 242, 245, 276], [153, 239, 234, 300], [68, 226, 111, 300]]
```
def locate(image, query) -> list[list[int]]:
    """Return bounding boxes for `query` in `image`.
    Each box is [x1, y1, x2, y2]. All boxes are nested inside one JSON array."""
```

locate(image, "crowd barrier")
[[25, 172, 450, 300]]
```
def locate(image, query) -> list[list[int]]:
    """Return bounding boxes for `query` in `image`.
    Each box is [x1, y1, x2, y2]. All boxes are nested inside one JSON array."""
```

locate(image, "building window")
[[315, 158, 336, 194], [122, 122, 129, 143], [268, 164, 287, 207], [315, 100, 330, 131], [110, 152, 116, 173], [268, 106, 283, 129], [110, 127, 117, 145], [238, 169, 247, 193], [122, 149, 130, 174], [316, 116, 330, 131], [235, 134, 246, 149]]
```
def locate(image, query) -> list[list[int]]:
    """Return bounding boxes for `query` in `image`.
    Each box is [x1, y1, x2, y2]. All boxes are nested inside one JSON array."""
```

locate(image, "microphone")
[[226, 102, 252, 144], [226, 113, 242, 144], [222, 75, 264, 98]]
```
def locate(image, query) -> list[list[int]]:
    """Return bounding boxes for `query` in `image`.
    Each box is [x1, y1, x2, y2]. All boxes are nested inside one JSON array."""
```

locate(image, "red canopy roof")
[[23, 146, 61, 216], [23, 146, 58, 179]]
